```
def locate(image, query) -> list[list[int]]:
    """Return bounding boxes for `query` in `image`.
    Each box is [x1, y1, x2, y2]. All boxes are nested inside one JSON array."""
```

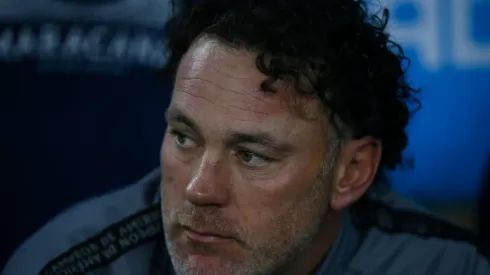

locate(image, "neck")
[[286, 210, 343, 275]]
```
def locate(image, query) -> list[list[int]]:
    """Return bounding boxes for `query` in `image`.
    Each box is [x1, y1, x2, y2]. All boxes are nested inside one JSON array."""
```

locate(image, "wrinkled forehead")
[[172, 36, 325, 124]]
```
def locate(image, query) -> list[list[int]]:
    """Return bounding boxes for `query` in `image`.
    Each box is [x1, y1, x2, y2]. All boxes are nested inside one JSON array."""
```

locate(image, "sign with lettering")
[[0, 21, 169, 73], [379, 0, 490, 201]]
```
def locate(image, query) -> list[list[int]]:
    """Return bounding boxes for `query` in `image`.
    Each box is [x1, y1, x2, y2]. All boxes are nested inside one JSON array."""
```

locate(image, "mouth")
[[183, 226, 235, 244]]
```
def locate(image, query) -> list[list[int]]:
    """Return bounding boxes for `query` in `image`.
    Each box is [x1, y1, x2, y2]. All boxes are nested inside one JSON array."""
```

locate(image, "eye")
[[170, 130, 197, 149], [237, 150, 271, 167]]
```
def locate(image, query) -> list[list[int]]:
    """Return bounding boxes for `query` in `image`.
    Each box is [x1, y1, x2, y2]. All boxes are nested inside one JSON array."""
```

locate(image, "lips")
[[183, 226, 234, 244]]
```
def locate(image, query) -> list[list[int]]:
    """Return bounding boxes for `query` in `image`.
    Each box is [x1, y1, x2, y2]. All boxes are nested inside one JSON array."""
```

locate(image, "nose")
[[185, 153, 230, 207]]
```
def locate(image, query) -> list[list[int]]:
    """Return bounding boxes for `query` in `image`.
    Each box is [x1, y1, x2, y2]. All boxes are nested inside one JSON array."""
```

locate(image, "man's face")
[[160, 37, 334, 275]]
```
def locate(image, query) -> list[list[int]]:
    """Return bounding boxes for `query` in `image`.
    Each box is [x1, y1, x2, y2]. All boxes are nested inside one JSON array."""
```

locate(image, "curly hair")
[[160, 0, 421, 171]]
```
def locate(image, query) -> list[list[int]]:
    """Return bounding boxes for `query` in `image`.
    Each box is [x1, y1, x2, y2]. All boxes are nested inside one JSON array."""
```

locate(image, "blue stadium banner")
[[381, 0, 490, 201]]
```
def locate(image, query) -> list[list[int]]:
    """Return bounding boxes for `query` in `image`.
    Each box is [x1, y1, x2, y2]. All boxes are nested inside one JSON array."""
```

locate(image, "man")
[[4, 0, 489, 274]]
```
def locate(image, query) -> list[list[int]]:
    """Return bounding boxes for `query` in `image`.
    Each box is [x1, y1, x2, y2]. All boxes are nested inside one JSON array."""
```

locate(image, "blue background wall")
[[383, 0, 490, 202]]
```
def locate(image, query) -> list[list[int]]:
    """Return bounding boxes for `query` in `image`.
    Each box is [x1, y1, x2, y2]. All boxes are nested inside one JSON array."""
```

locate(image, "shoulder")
[[2, 169, 161, 275], [348, 192, 490, 275]]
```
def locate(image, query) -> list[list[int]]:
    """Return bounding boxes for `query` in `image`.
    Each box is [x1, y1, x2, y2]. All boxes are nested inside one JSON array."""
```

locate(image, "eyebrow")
[[165, 107, 203, 136], [226, 131, 295, 153], [165, 107, 295, 153]]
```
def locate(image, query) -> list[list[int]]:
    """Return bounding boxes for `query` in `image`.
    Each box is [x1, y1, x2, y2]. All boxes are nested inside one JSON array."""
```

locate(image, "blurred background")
[[382, 0, 490, 229], [1, 0, 489, 270]]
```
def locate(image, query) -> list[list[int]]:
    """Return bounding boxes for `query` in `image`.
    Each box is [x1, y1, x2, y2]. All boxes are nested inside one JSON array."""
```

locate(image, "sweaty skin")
[[160, 37, 344, 275]]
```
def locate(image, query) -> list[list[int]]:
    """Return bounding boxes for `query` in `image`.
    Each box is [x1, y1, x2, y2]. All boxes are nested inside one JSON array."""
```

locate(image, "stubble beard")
[[162, 146, 337, 275]]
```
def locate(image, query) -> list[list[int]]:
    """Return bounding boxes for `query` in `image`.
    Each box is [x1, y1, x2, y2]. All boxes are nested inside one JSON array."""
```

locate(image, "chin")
[[171, 253, 247, 275], [165, 229, 256, 275]]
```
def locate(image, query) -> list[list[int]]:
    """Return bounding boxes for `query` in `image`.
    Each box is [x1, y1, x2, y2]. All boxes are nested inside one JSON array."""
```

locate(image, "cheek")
[[160, 135, 192, 202], [269, 159, 326, 203], [243, 162, 319, 200], [160, 134, 174, 166], [235, 167, 320, 230]]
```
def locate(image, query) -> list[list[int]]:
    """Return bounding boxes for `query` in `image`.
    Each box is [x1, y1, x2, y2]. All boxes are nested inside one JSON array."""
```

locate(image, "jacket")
[[4, 168, 490, 275]]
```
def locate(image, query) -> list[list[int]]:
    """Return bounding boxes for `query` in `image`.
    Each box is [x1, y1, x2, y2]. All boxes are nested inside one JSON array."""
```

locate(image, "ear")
[[330, 137, 382, 210]]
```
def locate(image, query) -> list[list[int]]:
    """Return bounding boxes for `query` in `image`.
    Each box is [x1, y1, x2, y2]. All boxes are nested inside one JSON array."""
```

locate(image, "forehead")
[[170, 37, 325, 135]]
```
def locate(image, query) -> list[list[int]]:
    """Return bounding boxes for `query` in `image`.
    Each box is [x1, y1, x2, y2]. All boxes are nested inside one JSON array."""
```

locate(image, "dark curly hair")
[[160, 0, 421, 172]]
